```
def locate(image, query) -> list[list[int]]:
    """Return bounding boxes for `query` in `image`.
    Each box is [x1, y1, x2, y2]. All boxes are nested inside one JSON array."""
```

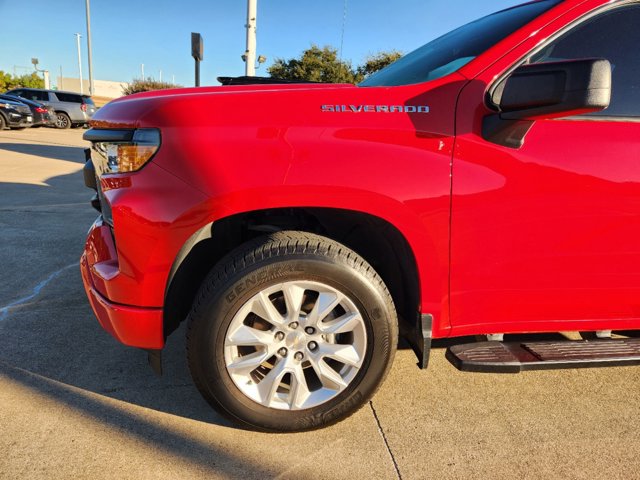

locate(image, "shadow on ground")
[[0, 143, 86, 162], [0, 167, 278, 476]]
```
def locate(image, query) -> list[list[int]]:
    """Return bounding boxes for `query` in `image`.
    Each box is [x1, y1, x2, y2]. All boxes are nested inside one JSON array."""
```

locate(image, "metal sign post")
[[191, 33, 204, 87]]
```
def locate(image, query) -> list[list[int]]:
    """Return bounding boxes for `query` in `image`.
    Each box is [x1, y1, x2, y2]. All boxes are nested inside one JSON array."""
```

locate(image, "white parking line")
[[0, 263, 77, 321]]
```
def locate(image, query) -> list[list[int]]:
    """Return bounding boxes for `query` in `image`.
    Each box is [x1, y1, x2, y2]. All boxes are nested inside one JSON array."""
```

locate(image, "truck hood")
[[90, 82, 366, 129], [89, 74, 466, 137]]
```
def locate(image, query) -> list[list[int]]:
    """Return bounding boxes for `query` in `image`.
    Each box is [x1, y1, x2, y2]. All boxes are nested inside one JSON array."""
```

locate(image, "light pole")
[[75, 33, 83, 94], [31, 58, 50, 89], [244, 0, 257, 76], [85, 0, 94, 95]]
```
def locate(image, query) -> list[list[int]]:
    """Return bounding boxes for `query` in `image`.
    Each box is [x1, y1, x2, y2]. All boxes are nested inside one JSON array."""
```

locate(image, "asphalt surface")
[[0, 127, 639, 479]]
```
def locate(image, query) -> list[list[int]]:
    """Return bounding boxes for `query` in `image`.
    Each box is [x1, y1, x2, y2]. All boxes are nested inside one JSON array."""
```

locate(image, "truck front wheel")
[[186, 231, 397, 432]]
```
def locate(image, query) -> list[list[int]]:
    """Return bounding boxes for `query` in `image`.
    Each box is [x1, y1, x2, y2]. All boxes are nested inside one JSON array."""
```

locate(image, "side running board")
[[446, 338, 640, 373]]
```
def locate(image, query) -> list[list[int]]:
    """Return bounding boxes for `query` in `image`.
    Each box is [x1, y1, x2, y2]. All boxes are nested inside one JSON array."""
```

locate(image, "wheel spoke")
[[251, 291, 285, 327], [227, 324, 274, 347], [289, 365, 311, 409], [283, 283, 306, 321], [257, 357, 289, 405], [318, 343, 362, 367], [320, 312, 361, 335], [226, 350, 271, 376], [307, 291, 342, 325], [308, 356, 348, 391]]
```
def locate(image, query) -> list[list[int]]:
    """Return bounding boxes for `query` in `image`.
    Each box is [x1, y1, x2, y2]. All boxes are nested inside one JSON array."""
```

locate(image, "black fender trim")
[[146, 349, 163, 376], [406, 313, 432, 369], [164, 222, 214, 300]]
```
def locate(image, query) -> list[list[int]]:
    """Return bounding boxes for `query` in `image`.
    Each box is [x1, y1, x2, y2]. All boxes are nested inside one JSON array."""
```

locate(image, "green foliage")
[[267, 45, 403, 84], [268, 45, 357, 84], [0, 71, 44, 91], [356, 51, 403, 79], [122, 79, 181, 95]]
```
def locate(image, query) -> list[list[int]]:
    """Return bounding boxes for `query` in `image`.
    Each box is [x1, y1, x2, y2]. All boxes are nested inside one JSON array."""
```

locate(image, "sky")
[[0, 0, 523, 88]]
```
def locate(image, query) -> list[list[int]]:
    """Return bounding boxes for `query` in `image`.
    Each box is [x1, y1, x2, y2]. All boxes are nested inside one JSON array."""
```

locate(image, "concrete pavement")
[[0, 128, 638, 479]]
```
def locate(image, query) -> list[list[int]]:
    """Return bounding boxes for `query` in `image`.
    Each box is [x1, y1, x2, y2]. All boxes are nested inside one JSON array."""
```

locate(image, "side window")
[[55, 92, 82, 103], [529, 5, 640, 118], [17, 90, 46, 102], [32, 91, 49, 102]]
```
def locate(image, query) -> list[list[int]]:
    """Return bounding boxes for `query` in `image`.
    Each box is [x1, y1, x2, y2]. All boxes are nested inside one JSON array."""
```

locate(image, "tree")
[[268, 45, 357, 83], [267, 45, 403, 84], [356, 51, 403, 79], [122, 79, 181, 96], [0, 71, 44, 91]]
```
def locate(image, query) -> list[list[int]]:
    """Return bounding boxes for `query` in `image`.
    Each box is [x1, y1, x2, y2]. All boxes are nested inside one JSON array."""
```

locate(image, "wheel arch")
[[163, 207, 425, 354]]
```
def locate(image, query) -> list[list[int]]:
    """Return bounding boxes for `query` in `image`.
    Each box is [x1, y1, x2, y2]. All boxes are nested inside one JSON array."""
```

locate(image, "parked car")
[[81, 0, 640, 432], [5, 88, 95, 129], [0, 98, 33, 130], [0, 94, 55, 128]]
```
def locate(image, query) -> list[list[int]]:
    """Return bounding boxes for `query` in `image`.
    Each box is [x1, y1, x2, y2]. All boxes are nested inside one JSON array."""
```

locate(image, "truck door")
[[450, 2, 640, 334]]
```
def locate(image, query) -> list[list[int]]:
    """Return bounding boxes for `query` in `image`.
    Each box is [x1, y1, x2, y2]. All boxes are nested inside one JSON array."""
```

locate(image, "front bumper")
[[80, 218, 164, 349], [6, 111, 32, 128]]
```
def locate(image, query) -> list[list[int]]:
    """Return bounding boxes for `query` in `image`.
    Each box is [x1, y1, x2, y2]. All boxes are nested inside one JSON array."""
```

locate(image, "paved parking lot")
[[1, 127, 639, 479]]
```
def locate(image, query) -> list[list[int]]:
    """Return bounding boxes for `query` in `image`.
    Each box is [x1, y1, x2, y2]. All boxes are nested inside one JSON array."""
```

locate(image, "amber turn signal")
[[104, 129, 160, 174]]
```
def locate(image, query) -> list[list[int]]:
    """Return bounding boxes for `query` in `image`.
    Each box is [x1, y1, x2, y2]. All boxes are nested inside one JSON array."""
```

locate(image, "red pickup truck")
[[81, 0, 640, 431]]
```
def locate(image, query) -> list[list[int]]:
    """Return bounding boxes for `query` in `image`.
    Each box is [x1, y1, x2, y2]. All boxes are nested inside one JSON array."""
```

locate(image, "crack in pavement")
[[370, 400, 403, 480], [0, 263, 78, 321]]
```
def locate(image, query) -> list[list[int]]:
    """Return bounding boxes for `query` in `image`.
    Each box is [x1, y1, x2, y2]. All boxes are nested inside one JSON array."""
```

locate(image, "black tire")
[[187, 231, 397, 432], [55, 112, 71, 129]]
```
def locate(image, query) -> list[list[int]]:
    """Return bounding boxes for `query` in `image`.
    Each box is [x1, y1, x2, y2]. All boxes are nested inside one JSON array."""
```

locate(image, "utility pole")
[[244, 0, 257, 76], [85, 0, 94, 95], [75, 33, 84, 94], [141, 63, 145, 80]]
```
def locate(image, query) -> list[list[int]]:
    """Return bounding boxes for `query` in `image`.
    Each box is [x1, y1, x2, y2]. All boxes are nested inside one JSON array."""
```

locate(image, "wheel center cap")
[[286, 331, 306, 350]]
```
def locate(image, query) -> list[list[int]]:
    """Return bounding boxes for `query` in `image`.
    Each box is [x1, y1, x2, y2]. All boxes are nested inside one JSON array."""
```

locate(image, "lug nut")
[[288, 322, 299, 329], [278, 347, 288, 357], [305, 327, 315, 335], [275, 331, 285, 341], [294, 352, 304, 361], [308, 341, 318, 351]]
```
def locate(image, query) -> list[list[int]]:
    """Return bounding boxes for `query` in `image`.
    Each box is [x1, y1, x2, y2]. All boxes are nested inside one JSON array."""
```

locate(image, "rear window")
[[54, 92, 82, 103], [82, 96, 95, 106]]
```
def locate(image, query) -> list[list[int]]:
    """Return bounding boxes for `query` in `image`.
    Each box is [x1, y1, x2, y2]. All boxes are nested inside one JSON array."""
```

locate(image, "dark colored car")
[[5, 88, 95, 129], [0, 98, 33, 130], [0, 94, 55, 128]]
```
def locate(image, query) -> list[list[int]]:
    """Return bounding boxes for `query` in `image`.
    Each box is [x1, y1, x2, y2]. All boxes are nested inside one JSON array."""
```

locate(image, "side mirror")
[[483, 58, 611, 148], [498, 58, 611, 120]]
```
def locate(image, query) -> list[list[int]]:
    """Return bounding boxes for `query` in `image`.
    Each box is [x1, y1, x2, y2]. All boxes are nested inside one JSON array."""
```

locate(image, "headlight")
[[99, 129, 161, 174]]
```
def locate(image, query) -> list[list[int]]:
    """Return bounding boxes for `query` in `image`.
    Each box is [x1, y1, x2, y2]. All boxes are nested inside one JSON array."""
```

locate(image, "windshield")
[[360, 0, 562, 87]]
